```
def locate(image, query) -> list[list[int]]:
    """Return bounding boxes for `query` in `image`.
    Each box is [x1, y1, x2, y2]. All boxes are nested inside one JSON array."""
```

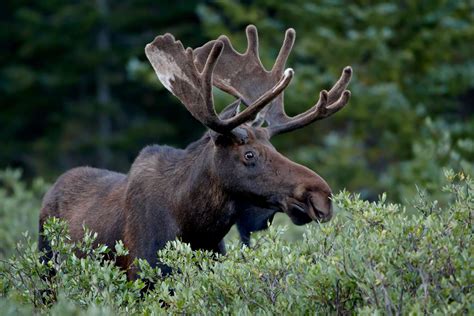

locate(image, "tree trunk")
[[96, 0, 111, 167]]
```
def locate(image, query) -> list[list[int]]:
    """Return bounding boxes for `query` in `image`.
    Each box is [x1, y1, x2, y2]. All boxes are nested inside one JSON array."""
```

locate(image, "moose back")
[[39, 25, 352, 279]]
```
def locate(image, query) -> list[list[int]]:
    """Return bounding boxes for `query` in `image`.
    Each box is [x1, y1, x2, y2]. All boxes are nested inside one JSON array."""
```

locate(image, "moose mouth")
[[260, 194, 332, 225], [288, 197, 332, 223]]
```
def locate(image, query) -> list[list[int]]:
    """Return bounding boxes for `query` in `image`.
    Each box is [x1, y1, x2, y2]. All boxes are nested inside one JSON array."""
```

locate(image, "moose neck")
[[178, 136, 226, 209], [126, 134, 236, 249], [172, 134, 237, 244]]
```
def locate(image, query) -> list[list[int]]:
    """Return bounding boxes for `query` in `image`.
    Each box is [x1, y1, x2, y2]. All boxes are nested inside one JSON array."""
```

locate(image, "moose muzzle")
[[306, 190, 333, 222], [285, 173, 333, 224]]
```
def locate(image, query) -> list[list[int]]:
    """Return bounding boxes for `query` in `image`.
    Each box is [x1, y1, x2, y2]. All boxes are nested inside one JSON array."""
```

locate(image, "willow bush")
[[0, 171, 472, 315], [0, 169, 47, 258]]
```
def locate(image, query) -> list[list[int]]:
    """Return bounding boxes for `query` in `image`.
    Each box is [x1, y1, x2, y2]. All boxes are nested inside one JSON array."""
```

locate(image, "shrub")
[[0, 171, 472, 314], [0, 169, 48, 258]]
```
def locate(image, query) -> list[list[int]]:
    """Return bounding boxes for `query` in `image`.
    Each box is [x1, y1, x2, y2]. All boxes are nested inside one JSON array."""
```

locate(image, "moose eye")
[[244, 151, 255, 160]]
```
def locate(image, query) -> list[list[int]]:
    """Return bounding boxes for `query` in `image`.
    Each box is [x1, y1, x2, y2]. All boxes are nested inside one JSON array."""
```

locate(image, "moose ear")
[[218, 99, 241, 120], [210, 126, 248, 146], [210, 99, 248, 145]]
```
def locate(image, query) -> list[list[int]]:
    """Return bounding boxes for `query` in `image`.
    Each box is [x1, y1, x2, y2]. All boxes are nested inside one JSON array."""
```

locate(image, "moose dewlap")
[[39, 25, 352, 280]]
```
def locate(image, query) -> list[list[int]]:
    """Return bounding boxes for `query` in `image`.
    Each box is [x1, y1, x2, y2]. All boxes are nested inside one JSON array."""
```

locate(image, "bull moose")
[[39, 25, 352, 279]]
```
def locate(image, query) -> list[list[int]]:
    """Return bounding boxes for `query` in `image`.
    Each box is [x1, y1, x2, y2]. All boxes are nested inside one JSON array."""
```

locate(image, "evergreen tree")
[[0, 0, 206, 178]]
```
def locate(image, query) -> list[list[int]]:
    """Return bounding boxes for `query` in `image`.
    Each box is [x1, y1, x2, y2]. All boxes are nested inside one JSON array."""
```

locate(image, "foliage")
[[0, 169, 47, 258], [1, 218, 143, 312], [1, 171, 472, 314], [384, 117, 474, 204]]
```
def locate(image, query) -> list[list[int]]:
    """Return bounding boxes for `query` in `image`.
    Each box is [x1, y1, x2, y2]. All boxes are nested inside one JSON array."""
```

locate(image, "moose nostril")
[[321, 208, 333, 221], [313, 193, 333, 222], [305, 191, 333, 222]]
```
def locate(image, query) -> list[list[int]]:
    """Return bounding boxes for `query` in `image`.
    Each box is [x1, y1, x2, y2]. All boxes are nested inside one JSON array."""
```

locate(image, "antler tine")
[[269, 88, 351, 135], [199, 41, 226, 128], [285, 66, 353, 122], [272, 28, 296, 75], [146, 33, 293, 134], [245, 25, 260, 57], [327, 66, 352, 104], [268, 67, 352, 136]]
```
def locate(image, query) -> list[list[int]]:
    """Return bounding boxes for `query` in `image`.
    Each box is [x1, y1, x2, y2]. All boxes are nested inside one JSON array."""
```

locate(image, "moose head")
[[145, 25, 351, 225]]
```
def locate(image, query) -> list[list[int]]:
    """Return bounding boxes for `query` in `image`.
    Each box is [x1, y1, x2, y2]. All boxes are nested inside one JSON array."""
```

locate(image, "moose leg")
[[212, 240, 226, 255], [37, 216, 58, 304], [124, 211, 179, 281], [38, 220, 52, 265], [126, 237, 173, 281]]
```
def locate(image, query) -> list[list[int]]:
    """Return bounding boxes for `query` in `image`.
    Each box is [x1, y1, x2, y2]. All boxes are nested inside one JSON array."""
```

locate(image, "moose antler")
[[194, 25, 352, 136], [145, 33, 294, 134]]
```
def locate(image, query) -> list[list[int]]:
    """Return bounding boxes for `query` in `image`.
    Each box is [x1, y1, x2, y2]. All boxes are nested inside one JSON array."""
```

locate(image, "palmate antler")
[[145, 33, 294, 134], [194, 25, 352, 137]]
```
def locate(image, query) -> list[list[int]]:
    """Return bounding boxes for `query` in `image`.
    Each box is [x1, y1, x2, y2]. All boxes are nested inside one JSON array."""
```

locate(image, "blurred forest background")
[[1, 0, 473, 204]]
